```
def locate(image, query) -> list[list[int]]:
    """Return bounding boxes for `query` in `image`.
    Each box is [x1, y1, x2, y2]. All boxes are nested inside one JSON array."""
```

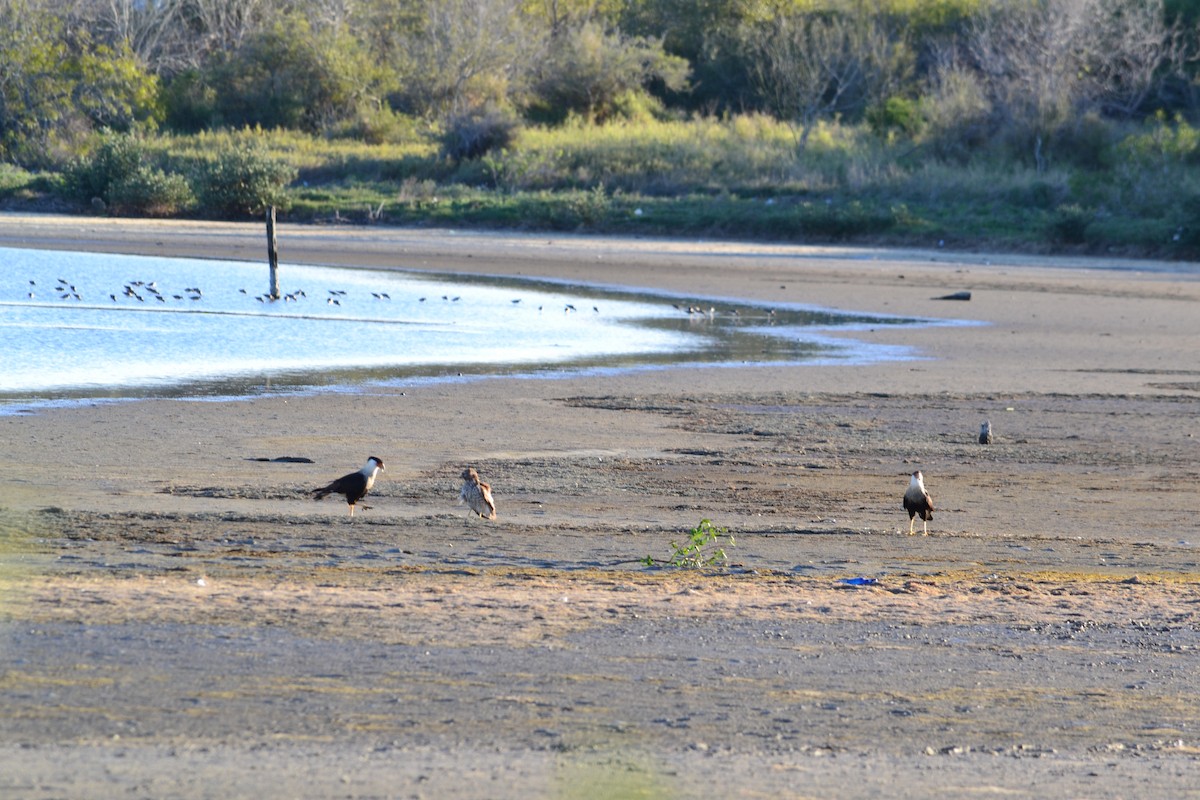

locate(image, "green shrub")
[[105, 168, 193, 216], [62, 132, 192, 215], [63, 134, 140, 201], [200, 15, 381, 133], [917, 64, 992, 162], [606, 89, 674, 124], [0, 163, 35, 193], [440, 103, 522, 161], [1101, 117, 1200, 219], [1117, 112, 1200, 166], [532, 21, 690, 124], [797, 200, 895, 239], [192, 142, 297, 217], [160, 70, 220, 133], [867, 96, 922, 137], [1047, 204, 1093, 245], [331, 106, 425, 146], [1058, 112, 1114, 171], [643, 519, 736, 569], [565, 183, 613, 226]]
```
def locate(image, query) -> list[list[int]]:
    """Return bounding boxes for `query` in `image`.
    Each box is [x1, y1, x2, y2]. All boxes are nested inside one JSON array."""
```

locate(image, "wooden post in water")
[[266, 205, 280, 300]]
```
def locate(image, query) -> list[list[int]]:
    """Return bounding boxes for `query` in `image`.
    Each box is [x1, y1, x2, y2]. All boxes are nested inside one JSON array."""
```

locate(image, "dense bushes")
[[42, 108, 1200, 256], [440, 104, 523, 161], [63, 133, 192, 216], [7, 0, 1200, 256], [61, 133, 295, 218], [0, 10, 160, 167], [196, 16, 385, 133], [530, 22, 689, 124], [9, 0, 1191, 160], [191, 143, 297, 217]]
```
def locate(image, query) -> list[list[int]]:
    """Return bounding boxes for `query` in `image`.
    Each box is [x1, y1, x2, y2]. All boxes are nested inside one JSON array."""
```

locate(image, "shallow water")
[[0, 247, 945, 408]]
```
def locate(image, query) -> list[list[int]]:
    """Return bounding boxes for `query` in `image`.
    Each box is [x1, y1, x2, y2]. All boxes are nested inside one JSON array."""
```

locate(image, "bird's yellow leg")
[[908, 518, 915, 536]]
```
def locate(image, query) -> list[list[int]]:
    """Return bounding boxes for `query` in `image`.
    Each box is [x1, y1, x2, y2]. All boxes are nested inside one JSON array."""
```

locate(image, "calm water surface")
[[0, 247, 950, 409]]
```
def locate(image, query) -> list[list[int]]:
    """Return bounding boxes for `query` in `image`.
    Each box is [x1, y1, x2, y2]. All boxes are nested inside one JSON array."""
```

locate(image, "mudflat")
[[1, 214, 1198, 798]]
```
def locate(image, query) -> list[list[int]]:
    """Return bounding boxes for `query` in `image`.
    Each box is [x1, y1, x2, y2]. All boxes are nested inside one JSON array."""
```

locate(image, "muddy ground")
[[3, 389, 1199, 799], [1, 217, 1199, 798]]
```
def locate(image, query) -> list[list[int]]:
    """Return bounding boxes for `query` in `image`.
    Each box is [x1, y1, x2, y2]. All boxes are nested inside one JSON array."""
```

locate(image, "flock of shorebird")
[[26, 276, 604, 315], [312, 456, 935, 536], [26, 277, 205, 304], [25, 275, 767, 321]]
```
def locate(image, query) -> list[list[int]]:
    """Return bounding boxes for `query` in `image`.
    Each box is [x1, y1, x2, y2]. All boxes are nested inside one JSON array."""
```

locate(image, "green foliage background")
[[2, 0, 1200, 256]]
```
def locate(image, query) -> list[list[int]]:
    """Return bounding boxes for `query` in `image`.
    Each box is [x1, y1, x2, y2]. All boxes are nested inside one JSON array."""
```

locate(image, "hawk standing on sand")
[[459, 467, 497, 520], [902, 470, 934, 535], [313, 456, 384, 517]]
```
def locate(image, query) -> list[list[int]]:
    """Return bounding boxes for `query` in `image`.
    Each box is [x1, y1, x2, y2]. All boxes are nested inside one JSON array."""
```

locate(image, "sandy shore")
[[1, 214, 1199, 798]]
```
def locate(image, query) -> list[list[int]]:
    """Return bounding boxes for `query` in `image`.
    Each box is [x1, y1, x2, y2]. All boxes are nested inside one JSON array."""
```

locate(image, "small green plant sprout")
[[643, 518, 735, 569]]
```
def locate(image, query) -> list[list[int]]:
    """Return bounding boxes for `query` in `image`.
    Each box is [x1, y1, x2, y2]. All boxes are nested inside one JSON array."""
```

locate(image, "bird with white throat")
[[902, 470, 934, 536], [313, 456, 384, 517], [459, 466, 497, 520], [979, 420, 993, 445]]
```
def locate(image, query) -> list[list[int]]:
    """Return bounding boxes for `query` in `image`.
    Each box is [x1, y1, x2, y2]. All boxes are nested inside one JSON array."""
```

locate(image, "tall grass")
[[145, 128, 438, 179], [486, 115, 900, 196], [17, 112, 1200, 256]]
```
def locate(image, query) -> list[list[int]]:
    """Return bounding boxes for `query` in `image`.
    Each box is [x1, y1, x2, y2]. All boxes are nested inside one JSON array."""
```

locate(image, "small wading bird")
[[313, 456, 384, 517], [902, 470, 934, 536], [459, 467, 497, 520]]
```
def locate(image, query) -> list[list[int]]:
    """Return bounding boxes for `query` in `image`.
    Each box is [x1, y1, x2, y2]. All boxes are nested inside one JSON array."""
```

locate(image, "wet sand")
[[1, 214, 1199, 798]]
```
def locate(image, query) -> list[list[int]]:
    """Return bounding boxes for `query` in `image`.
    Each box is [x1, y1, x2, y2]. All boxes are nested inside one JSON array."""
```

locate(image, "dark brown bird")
[[459, 467, 496, 520], [313, 456, 384, 517], [902, 470, 934, 536]]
